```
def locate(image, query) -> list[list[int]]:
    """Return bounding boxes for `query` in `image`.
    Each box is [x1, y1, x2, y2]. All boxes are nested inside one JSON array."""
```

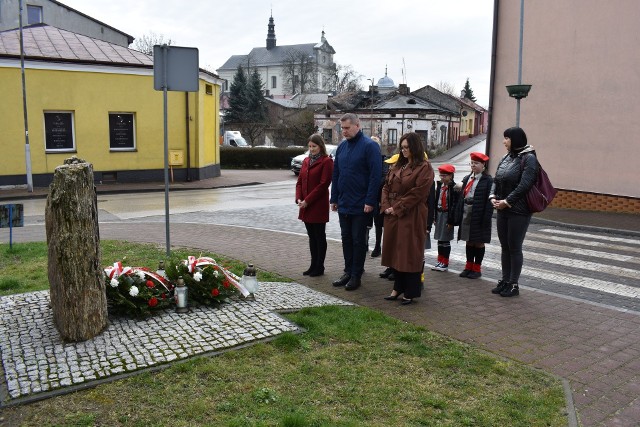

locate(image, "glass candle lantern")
[[174, 276, 189, 313]]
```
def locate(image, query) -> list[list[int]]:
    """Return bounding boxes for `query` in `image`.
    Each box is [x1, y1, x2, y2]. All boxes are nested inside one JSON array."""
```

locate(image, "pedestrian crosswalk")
[[423, 225, 640, 301]]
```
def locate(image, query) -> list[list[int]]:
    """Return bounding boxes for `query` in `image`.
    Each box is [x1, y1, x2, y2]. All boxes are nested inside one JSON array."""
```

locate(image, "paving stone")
[[0, 282, 353, 403]]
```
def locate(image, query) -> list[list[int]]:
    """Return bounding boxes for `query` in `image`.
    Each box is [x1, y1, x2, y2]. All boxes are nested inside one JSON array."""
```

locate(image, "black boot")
[[491, 280, 509, 294], [500, 283, 519, 297]]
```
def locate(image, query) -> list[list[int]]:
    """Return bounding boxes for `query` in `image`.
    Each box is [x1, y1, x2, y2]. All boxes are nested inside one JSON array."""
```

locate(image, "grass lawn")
[[0, 242, 568, 426]]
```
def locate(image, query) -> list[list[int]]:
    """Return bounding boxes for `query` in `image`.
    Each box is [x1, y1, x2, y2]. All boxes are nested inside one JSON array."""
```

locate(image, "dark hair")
[[395, 132, 424, 169], [503, 127, 528, 152], [308, 134, 328, 156]]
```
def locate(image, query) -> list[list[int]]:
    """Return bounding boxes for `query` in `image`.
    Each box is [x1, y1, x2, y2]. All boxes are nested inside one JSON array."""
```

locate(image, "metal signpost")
[[0, 204, 25, 249], [153, 45, 199, 256]]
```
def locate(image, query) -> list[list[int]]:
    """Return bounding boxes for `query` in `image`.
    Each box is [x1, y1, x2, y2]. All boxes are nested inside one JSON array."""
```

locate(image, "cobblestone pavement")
[[0, 282, 353, 405]]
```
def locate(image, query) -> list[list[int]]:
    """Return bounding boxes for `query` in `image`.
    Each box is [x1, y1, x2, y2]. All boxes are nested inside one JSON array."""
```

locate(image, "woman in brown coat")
[[380, 132, 435, 305], [296, 134, 334, 277]]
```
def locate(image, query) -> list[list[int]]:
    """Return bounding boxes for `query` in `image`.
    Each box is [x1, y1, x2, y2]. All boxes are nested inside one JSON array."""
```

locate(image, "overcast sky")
[[60, 0, 495, 106]]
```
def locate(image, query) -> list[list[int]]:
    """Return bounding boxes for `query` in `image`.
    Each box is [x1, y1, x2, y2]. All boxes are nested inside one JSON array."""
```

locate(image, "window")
[[205, 84, 213, 95], [109, 113, 136, 151], [271, 76, 277, 89], [44, 112, 75, 152], [27, 5, 43, 25], [388, 129, 398, 146]]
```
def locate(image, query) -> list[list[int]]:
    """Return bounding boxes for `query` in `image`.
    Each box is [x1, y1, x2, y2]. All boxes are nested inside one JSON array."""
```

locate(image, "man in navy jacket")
[[330, 113, 382, 290]]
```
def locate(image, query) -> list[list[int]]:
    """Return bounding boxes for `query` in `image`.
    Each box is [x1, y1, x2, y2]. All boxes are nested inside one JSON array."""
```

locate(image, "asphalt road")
[[3, 176, 640, 313]]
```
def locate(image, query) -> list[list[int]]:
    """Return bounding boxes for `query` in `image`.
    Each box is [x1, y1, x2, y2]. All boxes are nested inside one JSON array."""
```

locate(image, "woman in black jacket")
[[489, 127, 538, 297], [455, 152, 493, 279]]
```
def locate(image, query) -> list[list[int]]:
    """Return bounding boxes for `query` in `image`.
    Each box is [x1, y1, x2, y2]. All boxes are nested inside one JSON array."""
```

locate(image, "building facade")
[[217, 15, 336, 97], [487, 0, 640, 213], [316, 84, 460, 154], [0, 0, 133, 47], [0, 25, 223, 187]]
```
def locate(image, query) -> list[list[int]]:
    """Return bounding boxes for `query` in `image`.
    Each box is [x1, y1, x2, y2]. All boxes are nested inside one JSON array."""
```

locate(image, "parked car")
[[221, 131, 249, 147], [290, 144, 338, 175]]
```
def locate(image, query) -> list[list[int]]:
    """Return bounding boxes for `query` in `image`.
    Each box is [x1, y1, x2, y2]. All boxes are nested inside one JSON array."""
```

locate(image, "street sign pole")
[[153, 45, 199, 258], [161, 45, 171, 257]]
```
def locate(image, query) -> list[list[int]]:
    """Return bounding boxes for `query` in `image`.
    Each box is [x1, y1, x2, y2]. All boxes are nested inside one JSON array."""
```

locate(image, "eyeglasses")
[[400, 145, 410, 150]]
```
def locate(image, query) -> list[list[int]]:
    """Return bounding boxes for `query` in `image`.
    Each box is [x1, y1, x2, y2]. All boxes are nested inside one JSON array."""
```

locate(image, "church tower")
[[266, 13, 276, 50]]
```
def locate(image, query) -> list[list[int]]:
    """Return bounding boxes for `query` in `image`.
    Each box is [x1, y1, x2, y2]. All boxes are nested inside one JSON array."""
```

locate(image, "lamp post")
[[368, 78, 375, 137], [506, 0, 531, 127]]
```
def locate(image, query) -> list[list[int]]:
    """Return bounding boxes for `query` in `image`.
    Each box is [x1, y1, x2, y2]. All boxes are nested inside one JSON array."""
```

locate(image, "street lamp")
[[367, 78, 375, 137], [507, 0, 531, 127]]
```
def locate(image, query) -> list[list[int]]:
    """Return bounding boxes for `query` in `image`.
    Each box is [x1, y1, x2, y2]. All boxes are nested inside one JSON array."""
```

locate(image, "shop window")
[[109, 113, 136, 151], [44, 111, 75, 152]]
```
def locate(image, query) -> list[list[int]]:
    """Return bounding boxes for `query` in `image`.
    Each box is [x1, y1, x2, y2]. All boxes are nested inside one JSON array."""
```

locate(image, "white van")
[[222, 131, 249, 147]]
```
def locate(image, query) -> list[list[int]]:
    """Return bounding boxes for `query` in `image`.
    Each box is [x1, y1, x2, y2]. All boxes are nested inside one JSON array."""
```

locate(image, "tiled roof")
[[218, 43, 317, 70], [266, 93, 329, 108], [0, 24, 152, 66], [374, 94, 448, 112]]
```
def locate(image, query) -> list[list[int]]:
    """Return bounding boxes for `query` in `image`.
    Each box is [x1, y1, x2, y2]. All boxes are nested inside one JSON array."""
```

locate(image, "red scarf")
[[440, 185, 448, 210], [463, 176, 476, 197]]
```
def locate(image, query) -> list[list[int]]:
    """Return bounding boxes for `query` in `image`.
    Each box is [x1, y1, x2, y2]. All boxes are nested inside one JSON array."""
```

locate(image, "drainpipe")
[[486, 0, 500, 166], [185, 92, 191, 181]]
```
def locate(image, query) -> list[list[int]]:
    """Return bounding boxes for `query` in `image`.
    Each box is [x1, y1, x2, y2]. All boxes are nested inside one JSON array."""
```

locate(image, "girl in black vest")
[[455, 152, 493, 279]]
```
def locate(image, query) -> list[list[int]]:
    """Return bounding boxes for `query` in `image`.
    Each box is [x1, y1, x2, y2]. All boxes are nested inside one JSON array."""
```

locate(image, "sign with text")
[[0, 204, 24, 228], [109, 113, 135, 149], [44, 112, 74, 150]]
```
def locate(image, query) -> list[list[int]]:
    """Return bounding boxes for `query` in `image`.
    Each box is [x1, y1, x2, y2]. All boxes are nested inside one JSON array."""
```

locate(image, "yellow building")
[[0, 25, 223, 187]]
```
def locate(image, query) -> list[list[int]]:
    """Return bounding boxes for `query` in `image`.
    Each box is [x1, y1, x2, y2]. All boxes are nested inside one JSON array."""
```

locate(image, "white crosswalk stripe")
[[426, 226, 640, 300], [523, 240, 640, 264]]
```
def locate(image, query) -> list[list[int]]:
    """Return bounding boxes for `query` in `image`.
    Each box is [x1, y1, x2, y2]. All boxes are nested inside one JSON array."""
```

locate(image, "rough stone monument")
[[45, 156, 107, 341]]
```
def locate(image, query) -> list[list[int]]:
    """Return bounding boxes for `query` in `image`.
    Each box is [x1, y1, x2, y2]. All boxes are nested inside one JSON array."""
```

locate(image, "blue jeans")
[[338, 213, 370, 278]]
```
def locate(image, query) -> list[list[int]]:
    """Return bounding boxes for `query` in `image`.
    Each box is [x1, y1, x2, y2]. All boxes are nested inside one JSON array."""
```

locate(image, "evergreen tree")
[[462, 78, 477, 102], [246, 68, 266, 123], [226, 65, 248, 123]]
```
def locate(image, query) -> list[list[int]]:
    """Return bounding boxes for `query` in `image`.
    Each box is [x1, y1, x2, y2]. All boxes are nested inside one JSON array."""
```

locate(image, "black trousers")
[[304, 222, 327, 272], [496, 211, 531, 283], [393, 271, 422, 299]]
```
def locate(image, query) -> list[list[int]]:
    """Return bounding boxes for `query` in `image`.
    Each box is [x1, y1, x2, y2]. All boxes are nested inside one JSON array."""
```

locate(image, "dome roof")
[[377, 75, 395, 88]]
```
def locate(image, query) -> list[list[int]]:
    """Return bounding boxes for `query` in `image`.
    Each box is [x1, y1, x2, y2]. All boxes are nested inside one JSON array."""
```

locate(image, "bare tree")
[[281, 49, 318, 94], [334, 64, 363, 94], [434, 80, 457, 96], [133, 32, 174, 55]]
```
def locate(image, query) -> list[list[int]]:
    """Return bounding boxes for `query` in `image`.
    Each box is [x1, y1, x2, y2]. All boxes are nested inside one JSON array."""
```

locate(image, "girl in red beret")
[[455, 152, 494, 279], [429, 164, 459, 272]]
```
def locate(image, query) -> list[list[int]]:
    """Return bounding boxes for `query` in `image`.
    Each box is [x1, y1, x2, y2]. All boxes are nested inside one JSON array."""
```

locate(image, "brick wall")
[[551, 190, 640, 214]]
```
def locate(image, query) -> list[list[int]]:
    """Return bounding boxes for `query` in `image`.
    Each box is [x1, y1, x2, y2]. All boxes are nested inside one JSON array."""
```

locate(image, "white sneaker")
[[432, 263, 448, 272]]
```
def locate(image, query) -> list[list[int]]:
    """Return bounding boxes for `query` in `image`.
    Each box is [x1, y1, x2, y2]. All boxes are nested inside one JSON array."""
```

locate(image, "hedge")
[[220, 146, 306, 169]]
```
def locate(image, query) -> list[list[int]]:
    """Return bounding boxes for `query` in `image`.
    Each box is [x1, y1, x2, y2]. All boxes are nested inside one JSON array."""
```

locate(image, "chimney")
[[399, 84, 410, 95]]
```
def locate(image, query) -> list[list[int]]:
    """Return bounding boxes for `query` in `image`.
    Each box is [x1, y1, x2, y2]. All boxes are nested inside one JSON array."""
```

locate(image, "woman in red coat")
[[296, 134, 334, 277]]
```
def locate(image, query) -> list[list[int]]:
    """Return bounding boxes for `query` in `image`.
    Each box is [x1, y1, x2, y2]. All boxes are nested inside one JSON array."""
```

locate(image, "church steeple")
[[266, 12, 276, 50]]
